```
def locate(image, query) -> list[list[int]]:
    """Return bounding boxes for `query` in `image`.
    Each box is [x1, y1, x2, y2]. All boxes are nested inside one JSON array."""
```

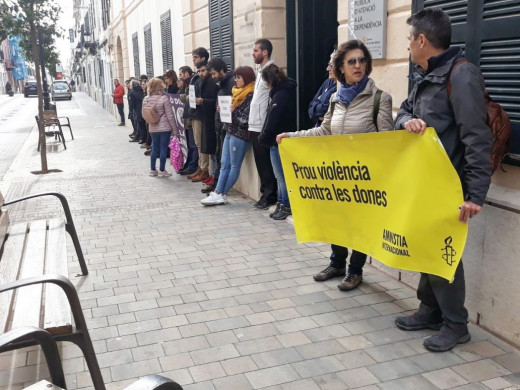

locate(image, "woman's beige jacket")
[[289, 78, 393, 137]]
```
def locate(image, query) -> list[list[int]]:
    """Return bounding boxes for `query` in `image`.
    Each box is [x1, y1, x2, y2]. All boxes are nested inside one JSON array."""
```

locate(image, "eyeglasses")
[[345, 57, 368, 66]]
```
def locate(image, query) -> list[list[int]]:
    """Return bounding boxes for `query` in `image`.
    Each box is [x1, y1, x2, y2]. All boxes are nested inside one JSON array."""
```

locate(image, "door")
[[287, 0, 338, 130]]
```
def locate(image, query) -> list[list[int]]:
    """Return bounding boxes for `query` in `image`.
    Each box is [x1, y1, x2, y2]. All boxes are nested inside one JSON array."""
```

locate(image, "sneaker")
[[253, 198, 270, 210], [395, 311, 443, 331], [269, 203, 282, 218], [118, 123, 125, 126], [201, 192, 227, 206], [158, 170, 172, 177], [313, 265, 346, 281], [337, 273, 363, 291], [423, 324, 471, 352], [140, 143, 149, 149], [272, 205, 292, 220], [129, 132, 136, 138], [149, 170, 158, 177], [129, 138, 140, 142]]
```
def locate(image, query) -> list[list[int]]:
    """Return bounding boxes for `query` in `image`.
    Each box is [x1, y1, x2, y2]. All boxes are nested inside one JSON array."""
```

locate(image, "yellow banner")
[[279, 128, 467, 281]]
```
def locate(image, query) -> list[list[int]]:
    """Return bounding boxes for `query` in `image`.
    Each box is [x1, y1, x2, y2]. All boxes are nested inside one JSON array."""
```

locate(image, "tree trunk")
[[30, 21, 48, 173]]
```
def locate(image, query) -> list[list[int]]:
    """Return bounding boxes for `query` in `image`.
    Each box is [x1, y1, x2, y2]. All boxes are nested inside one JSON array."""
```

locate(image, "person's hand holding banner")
[[278, 128, 468, 281]]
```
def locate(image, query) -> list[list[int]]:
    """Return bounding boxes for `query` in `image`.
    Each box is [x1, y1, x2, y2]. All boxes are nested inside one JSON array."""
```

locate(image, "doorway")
[[286, 0, 338, 130]]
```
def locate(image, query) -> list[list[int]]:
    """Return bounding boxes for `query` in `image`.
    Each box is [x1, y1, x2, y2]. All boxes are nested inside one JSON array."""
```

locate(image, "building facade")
[[79, 0, 520, 346]]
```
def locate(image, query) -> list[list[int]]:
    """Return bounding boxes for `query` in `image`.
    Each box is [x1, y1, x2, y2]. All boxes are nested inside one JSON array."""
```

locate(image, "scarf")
[[231, 81, 255, 107], [336, 75, 369, 107]]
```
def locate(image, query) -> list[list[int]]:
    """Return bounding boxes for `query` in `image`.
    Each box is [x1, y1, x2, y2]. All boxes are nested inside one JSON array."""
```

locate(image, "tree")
[[0, 0, 62, 174]]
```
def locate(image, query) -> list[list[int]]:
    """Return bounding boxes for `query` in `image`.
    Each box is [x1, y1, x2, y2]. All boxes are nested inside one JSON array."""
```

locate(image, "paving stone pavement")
[[1, 92, 520, 390]]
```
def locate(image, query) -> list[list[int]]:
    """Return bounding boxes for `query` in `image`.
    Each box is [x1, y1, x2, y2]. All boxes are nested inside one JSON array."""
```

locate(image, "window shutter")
[[209, 0, 234, 71], [414, 0, 520, 157], [161, 11, 173, 72], [132, 33, 140, 78], [144, 24, 154, 78]]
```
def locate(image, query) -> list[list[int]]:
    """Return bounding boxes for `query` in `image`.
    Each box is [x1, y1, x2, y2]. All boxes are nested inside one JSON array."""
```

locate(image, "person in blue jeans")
[[143, 78, 178, 177], [201, 66, 256, 205], [200, 66, 255, 206], [258, 64, 297, 220]]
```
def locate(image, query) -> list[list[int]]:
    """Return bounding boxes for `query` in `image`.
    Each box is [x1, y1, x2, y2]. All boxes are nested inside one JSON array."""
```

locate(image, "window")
[[413, 0, 520, 159], [144, 24, 154, 78], [102, 0, 111, 30], [209, 0, 233, 71], [132, 32, 140, 77], [161, 10, 173, 72]]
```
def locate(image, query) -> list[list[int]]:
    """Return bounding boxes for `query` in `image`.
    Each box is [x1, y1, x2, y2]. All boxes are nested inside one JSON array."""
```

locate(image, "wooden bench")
[[0, 192, 105, 389], [36, 110, 74, 151]]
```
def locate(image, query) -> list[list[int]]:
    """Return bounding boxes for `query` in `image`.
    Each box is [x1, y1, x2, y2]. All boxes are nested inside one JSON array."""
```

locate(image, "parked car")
[[24, 81, 38, 97], [51, 83, 72, 101]]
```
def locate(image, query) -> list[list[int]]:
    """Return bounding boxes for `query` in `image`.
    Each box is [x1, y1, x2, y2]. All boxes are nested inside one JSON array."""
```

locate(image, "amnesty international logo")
[[441, 236, 456, 266]]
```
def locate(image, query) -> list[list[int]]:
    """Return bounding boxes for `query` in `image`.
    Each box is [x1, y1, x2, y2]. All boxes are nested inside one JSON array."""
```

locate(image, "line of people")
[[114, 7, 492, 353]]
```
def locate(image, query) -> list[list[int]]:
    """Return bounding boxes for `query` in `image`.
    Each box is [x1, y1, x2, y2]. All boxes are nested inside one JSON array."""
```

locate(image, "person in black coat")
[[194, 61, 219, 182], [258, 64, 297, 220], [129, 80, 146, 144], [164, 69, 179, 94]]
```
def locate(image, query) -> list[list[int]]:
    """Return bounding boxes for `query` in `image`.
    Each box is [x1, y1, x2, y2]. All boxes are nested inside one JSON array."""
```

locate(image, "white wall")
[[126, 0, 185, 77]]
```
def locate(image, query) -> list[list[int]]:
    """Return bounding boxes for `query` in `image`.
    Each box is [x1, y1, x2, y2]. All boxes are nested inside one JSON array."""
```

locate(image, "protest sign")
[[279, 128, 467, 281], [218, 96, 232, 123]]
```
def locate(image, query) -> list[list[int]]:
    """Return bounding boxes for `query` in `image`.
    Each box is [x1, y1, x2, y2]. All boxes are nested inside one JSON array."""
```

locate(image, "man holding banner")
[[394, 9, 492, 352]]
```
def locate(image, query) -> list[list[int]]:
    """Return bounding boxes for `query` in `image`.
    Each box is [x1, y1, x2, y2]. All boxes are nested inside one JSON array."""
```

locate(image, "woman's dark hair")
[[261, 64, 286, 88], [233, 66, 256, 86], [163, 69, 178, 83], [333, 40, 373, 82], [407, 8, 451, 50], [179, 66, 193, 76]]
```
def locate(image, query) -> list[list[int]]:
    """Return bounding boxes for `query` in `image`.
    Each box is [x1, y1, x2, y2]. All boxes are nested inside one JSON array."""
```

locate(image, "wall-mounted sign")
[[348, 0, 387, 59]]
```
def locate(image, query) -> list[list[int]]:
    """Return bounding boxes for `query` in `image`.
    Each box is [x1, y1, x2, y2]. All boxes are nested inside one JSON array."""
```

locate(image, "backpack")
[[142, 100, 160, 124], [330, 89, 383, 131], [448, 60, 512, 172]]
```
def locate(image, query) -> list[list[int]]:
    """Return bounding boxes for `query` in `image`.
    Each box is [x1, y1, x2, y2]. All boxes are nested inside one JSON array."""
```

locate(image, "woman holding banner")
[[201, 66, 256, 205], [276, 40, 393, 291]]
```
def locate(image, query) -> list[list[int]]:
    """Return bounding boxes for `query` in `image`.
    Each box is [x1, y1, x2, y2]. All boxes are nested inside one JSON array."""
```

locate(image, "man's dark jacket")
[[259, 78, 297, 147], [215, 72, 235, 134], [395, 47, 492, 206], [129, 84, 144, 121], [200, 76, 219, 154]]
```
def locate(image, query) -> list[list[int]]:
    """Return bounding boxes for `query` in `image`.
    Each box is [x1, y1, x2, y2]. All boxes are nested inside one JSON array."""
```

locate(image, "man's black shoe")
[[180, 168, 197, 176], [129, 138, 140, 143], [395, 311, 443, 331], [423, 324, 470, 352], [253, 198, 270, 210]]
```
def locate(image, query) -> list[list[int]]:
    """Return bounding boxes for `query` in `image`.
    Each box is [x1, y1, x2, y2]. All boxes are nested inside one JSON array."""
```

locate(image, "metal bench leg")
[[57, 124, 66, 149]]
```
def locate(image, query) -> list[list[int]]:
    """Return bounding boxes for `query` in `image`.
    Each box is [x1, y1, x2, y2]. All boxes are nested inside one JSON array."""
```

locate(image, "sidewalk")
[[1, 92, 520, 390]]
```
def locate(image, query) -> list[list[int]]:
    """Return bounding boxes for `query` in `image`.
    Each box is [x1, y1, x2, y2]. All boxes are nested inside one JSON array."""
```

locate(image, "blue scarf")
[[336, 75, 369, 107]]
